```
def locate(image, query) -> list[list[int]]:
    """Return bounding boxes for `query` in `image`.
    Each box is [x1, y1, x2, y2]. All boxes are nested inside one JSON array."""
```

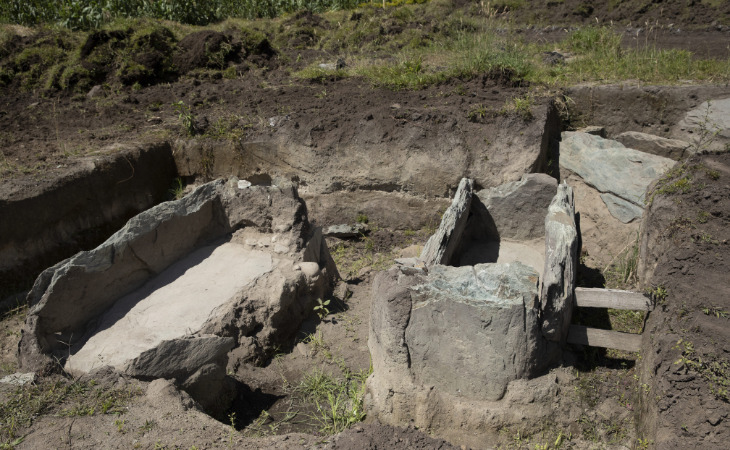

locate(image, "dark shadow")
[[247, 173, 272, 186], [226, 378, 284, 430], [451, 195, 501, 267]]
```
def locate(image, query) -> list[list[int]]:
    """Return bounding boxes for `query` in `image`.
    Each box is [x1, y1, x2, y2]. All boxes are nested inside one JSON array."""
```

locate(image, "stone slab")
[[420, 178, 473, 266], [559, 131, 675, 206], [614, 131, 692, 160], [673, 98, 730, 152], [600, 193, 644, 224], [68, 243, 273, 374]]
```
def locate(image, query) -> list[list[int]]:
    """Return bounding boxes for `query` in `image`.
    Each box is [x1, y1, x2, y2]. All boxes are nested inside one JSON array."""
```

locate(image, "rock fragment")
[[614, 131, 692, 160], [419, 178, 473, 266], [540, 183, 579, 342]]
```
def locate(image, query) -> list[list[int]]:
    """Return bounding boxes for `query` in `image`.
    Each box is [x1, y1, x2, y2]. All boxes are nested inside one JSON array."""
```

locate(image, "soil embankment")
[[637, 153, 730, 449]]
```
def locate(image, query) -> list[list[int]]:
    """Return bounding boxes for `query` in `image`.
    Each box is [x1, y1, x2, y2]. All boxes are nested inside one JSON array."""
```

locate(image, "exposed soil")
[[500, 0, 730, 28], [637, 151, 730, 449], [0, 73, 528, 190], [1, 2, 729, 449], [525, 27, 730, 60]]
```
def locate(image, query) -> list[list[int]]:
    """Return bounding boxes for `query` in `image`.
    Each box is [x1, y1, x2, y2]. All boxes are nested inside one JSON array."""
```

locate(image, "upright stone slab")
[[419, 178, 473, 266], [540, 183, 579, 342], [673, 98, 730, 152], [475, 173, 558, 241]]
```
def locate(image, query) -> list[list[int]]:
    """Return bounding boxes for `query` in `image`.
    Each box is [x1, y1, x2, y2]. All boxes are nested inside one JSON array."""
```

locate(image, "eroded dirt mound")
[[638, 151, 730, 448], [174, 30, 236, 73]]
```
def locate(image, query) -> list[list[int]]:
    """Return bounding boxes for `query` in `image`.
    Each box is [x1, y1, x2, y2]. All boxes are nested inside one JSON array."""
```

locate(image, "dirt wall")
[[0, 143, 177, 295], [565, 84, 730, 139]]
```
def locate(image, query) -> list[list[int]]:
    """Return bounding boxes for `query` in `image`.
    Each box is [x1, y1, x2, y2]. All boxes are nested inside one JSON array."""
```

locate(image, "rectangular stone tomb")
[[367, 175, 580, 442], [19, 178, 338, 411]]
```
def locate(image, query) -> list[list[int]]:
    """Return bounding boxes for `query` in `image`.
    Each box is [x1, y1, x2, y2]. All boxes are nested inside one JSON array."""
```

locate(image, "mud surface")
[[637, 152, 730, 449], [502, 0, 730, 29]]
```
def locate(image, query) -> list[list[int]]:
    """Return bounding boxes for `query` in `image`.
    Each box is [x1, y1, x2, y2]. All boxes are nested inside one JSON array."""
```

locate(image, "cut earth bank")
[[0, 76, 560, 299], [0, 75, 719, 450], [9, 121, 686, 449]]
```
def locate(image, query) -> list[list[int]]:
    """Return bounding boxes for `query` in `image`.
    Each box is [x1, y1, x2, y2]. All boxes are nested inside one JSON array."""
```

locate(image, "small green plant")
[[139, 420, 156, 432], [651, 285, 668, 305], [169, 178, 185, 200], [227, 412, 237, 449], [114, 419, 126, 434], [314, 298, 331, 320], [701, 305, 729, 319], [172, 101, 195, 136], [356, 213, 368, 224], [132, 81, 142, 91], [315, 89, 328, 99], [467, 104, 488, 121], [673, 339, 730, 401], [705, 169, 720, 180], [698, 210, 711, 223]]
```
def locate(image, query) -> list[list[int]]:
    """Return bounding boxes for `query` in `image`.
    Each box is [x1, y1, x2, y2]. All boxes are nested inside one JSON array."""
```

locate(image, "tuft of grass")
[[499, 94, 535, 120], [169, 178, 185, 200], [291, 365, 370, 435], [674, 339, 730, 401], [0, 379, 141, 446], [172, 101, 195, 136]]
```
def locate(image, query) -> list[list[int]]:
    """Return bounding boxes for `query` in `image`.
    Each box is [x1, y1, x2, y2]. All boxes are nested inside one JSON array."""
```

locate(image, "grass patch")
[[0, 378, 142, 447], [292, 366, 369, 435], [674, 339, 730, 401]]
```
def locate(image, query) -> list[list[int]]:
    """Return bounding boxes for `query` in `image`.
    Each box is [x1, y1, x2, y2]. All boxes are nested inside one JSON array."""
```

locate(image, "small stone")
[[357, 266, 372, 278], [0, 373, 36, 386], [87, 85, 104, 99], [296, 343, 310, 358], [390, 103, 401, 109], [237, 180, 251, 189], [334, 282, 351, 301], [324, 223, 368, 238], [274, 244, 288, 254]]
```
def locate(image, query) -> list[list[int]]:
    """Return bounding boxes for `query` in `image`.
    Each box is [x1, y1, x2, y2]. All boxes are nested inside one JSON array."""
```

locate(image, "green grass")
[[291, 366, 370, 435], [0, 0, 362, 29], [1, 3, 729, 96], [0, 378, 141, 448]]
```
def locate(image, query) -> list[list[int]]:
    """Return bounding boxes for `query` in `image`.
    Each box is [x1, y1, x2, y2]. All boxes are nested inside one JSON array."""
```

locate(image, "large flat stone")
[[600, 193, 644, 224], [67, 243, 273, 374], [673, 98, 730, 152], [559, 131, 675, 206], [614, 131, 692, 160]]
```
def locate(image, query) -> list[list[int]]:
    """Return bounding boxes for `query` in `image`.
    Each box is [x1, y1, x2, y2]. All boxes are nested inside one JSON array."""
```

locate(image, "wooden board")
[[575, 287, 653, 311], [566, 325, 643, 352]]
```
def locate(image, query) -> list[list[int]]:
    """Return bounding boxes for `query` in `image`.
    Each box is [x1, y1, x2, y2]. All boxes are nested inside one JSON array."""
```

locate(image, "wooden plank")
[[567, 325, 643, 352], [575, 287, 653, 311]]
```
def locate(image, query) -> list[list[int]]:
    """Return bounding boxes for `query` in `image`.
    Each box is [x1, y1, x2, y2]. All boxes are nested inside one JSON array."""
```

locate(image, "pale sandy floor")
[[67, 242, 273, 373]]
